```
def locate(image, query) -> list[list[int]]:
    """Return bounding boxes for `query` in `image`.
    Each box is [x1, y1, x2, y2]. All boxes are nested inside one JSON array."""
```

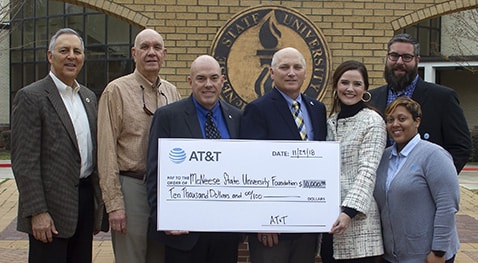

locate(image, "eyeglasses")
[[141, 85, 154, 116], [387, 52, 415, 62]]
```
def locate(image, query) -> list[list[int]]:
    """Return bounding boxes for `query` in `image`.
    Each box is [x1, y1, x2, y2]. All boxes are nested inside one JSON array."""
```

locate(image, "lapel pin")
[[310, 101, 314, 105], [86, 98, 90, 103]]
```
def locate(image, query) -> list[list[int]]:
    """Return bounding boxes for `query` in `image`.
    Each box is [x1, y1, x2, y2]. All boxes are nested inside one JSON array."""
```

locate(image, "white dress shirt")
[[50, 71, 93, 178]]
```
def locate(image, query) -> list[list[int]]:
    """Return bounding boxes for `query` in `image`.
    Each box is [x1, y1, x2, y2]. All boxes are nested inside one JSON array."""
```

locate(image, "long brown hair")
[[329, 60, 369, 116]]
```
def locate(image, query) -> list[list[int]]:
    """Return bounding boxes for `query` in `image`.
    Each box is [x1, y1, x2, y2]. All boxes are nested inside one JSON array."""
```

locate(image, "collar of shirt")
[[390, 133, 421, 159], [193, 96, 220, 118], [49, 71, 80, 93], [192, 97, 231, 139], [387, 75, 419, 105], [386, 134, 421, 191], [133, 69, 161, 90], [274, 87, 304, 109], [274, 87, 314, 140]]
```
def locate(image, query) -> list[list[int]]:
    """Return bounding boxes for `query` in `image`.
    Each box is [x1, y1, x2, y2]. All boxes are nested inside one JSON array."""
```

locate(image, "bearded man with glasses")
[[97, 28, 181, 263], [369, 33, 471, 174]]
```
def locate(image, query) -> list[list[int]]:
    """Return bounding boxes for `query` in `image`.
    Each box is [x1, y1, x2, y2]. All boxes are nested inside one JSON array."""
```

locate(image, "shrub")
[[1, 130, 11, 151], [471, 126, 478, 162]]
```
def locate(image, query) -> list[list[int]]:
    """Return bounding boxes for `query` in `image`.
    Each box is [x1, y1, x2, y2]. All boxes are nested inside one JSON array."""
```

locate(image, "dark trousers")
[[320, 233, 335, 263], [28, 178, 94, 263], [165, 232, 240, 263], [248, 233, 318, 263]]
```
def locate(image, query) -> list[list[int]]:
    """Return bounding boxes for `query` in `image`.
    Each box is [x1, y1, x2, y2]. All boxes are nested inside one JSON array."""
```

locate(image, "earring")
[[361, 91, 371, 103]]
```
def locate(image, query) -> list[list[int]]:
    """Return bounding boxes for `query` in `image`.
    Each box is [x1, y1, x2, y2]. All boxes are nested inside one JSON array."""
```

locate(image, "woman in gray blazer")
[[374, 97, 460, 263]]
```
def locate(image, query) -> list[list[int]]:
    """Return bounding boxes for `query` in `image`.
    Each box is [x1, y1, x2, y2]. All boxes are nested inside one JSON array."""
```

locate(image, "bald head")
[[132, 28, 167, 82], [190, 55, 221, 75], [271, 47, 306, 69], [134, 29, 164, 48], [189, 55, 224, 110], [270, 47, 307, 99]]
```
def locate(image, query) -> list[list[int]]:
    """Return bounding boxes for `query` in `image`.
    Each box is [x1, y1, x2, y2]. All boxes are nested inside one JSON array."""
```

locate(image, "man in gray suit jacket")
[[146, 55, 242, 263], [11, 28, 105, 263]]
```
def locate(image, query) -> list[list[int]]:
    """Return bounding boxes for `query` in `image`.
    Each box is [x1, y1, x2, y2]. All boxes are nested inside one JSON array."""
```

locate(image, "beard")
[[384, 63, 418, 92]]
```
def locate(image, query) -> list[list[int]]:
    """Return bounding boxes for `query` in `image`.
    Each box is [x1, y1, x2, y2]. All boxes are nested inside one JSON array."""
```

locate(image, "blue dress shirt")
[[276, 88, 314, 141], [192, 97, 231, 139]]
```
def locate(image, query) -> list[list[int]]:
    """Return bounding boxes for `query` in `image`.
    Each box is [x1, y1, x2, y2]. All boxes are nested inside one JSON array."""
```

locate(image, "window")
[[10, 2, 142, 101], [398, 17, 441, 57]]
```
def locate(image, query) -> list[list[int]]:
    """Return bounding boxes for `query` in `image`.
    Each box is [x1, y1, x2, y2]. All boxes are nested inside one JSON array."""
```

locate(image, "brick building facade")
[[69, 0, 478, 99]]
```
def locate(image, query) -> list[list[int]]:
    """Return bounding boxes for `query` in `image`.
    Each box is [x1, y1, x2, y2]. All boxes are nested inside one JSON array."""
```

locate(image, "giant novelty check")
[[157, 139, 340, 233]]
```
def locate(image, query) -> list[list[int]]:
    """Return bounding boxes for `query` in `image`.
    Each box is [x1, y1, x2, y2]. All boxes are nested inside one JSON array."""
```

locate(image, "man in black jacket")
[[369, 33, 471, 173]]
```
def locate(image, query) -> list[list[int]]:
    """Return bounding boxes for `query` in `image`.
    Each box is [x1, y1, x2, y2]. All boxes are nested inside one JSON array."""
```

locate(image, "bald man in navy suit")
[[240, 47, 327, 263], [146, 55, 242, 263]]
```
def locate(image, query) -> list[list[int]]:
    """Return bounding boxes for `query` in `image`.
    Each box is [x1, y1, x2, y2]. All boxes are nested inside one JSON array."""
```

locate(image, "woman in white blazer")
[[321, 60, 386, 262]]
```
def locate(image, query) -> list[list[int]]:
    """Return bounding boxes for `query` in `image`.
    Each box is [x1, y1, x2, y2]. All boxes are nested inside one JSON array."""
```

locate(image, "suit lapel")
[[220, 102, 238, 138], [301, 94, 320, 138], [410, 78, 427, 104], [184, 97, 204, 138], [45, 77, 79, 152], [270, 89, 299, 137], [78, 87, 96, 140], [78, 87, 97, 162], [374, 86, 388, 113]]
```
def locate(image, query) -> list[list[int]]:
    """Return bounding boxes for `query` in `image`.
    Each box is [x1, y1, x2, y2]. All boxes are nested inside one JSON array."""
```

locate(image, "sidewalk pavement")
[[0, 161, 113, 262], [1, 161, 478, 262]]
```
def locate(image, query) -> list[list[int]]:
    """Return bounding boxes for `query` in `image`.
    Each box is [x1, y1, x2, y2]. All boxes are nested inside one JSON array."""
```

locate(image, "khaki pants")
[[111, 175, 164, 263]]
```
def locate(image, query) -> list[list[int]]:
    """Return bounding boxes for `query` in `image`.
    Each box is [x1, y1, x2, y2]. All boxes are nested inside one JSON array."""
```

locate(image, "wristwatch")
[[432, 250, 446, 257]]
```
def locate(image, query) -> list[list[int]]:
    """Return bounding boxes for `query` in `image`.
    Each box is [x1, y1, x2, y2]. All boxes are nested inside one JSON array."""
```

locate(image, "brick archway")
[[63, 0, 149, 27], [390, 0, 478, 30]]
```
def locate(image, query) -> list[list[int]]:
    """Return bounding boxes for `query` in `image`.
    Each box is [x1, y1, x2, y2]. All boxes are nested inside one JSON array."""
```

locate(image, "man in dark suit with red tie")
[[11, 28, 106, 263], [239, 47, 327, 263]]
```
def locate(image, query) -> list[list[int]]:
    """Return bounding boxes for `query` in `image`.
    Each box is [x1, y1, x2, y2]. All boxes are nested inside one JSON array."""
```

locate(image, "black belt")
[[120, 171, 145, 180]]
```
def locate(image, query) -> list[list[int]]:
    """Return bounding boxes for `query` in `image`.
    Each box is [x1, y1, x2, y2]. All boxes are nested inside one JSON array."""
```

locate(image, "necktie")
[[205, 111, 222, 139], [292, 101, 308, 141]]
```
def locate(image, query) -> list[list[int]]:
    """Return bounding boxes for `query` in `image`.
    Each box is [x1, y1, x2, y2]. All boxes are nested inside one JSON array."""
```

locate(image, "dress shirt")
[[192, 97, 231, 139], [386, 75, 419, 105], [276, 88, 314, 140], [386, 133, 420, 191], [50, 71, 93, 179], [97, 69, 181, 212]]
